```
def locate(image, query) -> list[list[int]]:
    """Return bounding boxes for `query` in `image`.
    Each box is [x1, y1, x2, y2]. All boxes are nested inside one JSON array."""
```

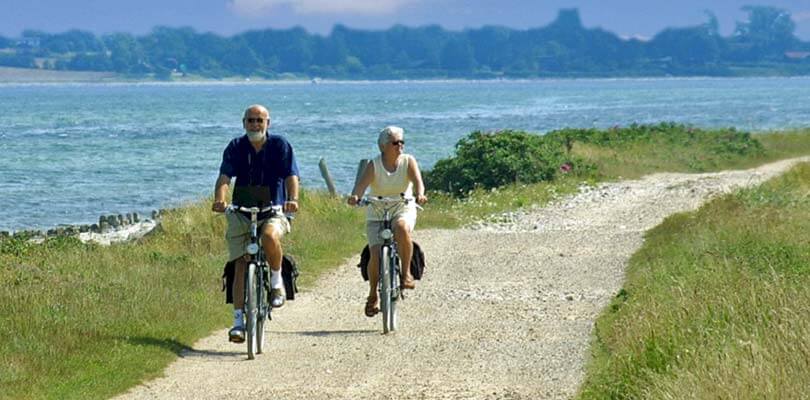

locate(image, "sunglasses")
[[391, 140, 405, 146], [245, 118, 266, 124]]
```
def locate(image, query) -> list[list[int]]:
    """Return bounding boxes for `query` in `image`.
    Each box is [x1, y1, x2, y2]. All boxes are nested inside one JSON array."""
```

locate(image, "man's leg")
[[225, 212, 250, 342], [229, 257, 247, 342], [261, 220, 286, 307]]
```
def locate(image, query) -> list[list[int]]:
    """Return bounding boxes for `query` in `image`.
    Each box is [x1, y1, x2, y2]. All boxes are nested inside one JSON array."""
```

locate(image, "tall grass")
[[578, 163, 810, 399], [567, 125, 810, 180], [0, 191, 368, 399]]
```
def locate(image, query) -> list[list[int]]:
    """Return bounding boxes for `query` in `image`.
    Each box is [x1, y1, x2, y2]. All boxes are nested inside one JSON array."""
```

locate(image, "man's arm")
[[212, 174, 231, 212], [284, 175, 300, 213]]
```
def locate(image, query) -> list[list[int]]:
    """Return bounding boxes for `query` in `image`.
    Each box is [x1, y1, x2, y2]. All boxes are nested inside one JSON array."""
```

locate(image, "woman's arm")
[[347, 161, 375, 205], [407, 155, 428, 205]]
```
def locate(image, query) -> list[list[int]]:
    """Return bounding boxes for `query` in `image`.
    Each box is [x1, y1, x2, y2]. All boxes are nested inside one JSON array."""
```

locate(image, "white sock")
[[233, 309, 243, 327], [271, 269, 283, 289]]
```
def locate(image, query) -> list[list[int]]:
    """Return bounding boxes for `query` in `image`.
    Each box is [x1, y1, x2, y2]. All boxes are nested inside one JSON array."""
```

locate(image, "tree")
[[41, 30, 104, 53], [467, 26, 512, 71], [67, 53, 112, 71], [104, 33, 148, 73], [440, 37, 476, 71], [732, 6, 797, 60], [648, 25, 721, 65]]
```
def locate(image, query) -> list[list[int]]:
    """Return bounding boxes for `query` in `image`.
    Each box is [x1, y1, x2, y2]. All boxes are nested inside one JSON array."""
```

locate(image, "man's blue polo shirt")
[[219, 133, 300, 207]]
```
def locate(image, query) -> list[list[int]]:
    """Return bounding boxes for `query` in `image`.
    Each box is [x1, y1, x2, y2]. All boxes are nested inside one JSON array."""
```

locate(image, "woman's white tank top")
[[369, 154, 413, 197], [367, 154, 415, 221]]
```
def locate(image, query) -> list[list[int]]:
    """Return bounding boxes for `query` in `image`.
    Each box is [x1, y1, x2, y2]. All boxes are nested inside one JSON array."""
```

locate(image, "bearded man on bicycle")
[[347, 125, 428, 317], [212, 104, 300, 343]]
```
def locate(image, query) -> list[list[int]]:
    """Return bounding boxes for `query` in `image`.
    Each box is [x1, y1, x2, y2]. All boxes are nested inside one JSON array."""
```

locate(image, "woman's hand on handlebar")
[[347, 194, 360, 206]]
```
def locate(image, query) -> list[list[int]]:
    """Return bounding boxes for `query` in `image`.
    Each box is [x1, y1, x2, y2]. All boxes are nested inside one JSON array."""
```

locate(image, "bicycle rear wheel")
[[380, 246, 393, 333], [245, 262, 259, 360]]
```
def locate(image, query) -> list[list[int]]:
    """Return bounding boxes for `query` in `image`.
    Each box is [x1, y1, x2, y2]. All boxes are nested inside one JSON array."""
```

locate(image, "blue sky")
[[3, 0, 810, 40]]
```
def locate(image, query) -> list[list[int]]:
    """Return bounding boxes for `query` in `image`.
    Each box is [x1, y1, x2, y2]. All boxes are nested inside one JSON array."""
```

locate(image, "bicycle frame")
[[227, 204, 282, 359], [359, 196, 415, 333]]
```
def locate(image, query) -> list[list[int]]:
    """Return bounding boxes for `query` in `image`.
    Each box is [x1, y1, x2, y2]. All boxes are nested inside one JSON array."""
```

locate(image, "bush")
[[545, 122, 764, 157], [424, 130, 587, 196]]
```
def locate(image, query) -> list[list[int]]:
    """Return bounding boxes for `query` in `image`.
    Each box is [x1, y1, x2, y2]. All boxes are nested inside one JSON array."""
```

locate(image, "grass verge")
[[577, 162, 810, 399]]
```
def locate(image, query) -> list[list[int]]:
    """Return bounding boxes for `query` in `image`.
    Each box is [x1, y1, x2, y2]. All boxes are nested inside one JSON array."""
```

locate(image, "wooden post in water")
[[318, 157, 337, 196]]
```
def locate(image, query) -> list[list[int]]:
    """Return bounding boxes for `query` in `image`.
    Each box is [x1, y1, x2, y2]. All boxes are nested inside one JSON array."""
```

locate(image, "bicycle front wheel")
[[390, 253, 400, 331], [256, 266, 268, 354], [245, 262, 259, 360], [380, 246, 393, 334]]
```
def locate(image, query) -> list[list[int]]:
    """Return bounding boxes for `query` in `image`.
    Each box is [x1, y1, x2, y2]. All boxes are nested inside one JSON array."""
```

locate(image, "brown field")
[[0, 66, 118, 82]]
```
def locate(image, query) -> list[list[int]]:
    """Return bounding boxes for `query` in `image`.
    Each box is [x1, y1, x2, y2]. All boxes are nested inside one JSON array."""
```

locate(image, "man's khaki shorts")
[[226, 212, 290, 262]]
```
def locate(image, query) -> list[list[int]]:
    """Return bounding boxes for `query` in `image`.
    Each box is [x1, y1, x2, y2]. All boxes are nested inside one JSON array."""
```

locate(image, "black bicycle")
[[359, 196, 418, 333], [226, 204, 282, 359]]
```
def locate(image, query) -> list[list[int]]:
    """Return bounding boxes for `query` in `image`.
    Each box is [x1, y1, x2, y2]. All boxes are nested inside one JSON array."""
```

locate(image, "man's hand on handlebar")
[[347, 194, 360, 206], [212, 200, 227, 213], [284, 200, 299, 213]]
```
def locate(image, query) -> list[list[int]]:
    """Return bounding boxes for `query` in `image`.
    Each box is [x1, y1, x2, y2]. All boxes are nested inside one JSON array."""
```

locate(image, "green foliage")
[[426, 123, 769, 198], [547, 122, 761, 153], [425, 130, 589, 196], [546, 123, 768, 179]]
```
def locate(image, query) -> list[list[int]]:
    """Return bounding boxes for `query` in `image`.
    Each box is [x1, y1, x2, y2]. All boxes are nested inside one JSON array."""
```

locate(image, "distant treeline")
[[2, 6, 809, 79]]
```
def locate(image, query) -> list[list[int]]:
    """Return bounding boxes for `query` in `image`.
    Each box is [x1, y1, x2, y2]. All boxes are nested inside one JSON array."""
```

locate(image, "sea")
[[2, 77, 810, 232]]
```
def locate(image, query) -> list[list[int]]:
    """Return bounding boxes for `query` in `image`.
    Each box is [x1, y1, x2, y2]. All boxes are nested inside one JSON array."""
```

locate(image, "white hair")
[[243, 104, 270, 119], [378, 125, 404, 148]]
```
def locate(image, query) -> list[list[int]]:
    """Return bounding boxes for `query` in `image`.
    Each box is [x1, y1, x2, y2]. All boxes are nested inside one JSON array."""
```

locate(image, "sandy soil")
[[113, 156, 809, 400], [0, 66, 117, 83]]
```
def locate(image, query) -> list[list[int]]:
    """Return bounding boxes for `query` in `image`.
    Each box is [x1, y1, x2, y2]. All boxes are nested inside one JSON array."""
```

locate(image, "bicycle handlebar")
[[226, 204, 283, 215], [356, 195, 423, 211]]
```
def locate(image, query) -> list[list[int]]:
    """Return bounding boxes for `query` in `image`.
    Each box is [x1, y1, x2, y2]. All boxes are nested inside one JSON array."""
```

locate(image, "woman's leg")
[[368, 244, 381, 298], [393, 219, 415, 287], [365, 244, 381, 316]]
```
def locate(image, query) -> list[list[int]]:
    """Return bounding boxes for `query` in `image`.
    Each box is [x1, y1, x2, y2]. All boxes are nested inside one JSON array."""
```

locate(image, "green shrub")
[[424, 130, 588, 196], [546, 122, 764, 156]]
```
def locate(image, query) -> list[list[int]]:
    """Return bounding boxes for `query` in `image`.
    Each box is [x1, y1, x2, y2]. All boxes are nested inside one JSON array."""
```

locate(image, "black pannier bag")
[[357, 241, 425, 281], [222, 254, 300, 304], [281, 255, 300, 300]]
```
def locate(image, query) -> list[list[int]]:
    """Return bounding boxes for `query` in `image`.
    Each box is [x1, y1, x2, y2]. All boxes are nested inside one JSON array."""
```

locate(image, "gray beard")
[[246, 130, 264, 142]]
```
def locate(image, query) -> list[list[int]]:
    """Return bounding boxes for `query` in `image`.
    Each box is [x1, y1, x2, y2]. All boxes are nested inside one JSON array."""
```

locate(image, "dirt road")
[[115, 157, 808, 400]]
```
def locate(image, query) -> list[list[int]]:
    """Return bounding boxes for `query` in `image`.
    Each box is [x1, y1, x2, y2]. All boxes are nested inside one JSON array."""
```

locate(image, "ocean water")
[[2, 77, 809, 231]]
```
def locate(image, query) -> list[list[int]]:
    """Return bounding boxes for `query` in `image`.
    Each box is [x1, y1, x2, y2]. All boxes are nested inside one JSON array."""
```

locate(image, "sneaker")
[[270, 288, 286, 308], [228, 326, 245, 343]]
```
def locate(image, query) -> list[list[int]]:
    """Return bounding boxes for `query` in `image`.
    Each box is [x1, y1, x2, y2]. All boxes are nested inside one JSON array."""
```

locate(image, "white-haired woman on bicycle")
[[348, 125, 428, 317]]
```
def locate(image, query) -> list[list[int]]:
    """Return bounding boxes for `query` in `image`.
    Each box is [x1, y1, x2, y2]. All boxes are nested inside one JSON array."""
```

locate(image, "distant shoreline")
[[5, 66, 810, 85]]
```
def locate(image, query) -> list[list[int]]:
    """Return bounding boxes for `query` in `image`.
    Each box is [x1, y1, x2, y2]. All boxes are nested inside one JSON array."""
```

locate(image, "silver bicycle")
[[359, 196, 418, 333], [226, 204, 282, 359]]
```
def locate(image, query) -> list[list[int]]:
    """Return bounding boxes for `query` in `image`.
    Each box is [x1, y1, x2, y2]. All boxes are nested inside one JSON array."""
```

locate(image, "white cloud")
[[793, 11, 810, 23], [228, 0, 419, 16]]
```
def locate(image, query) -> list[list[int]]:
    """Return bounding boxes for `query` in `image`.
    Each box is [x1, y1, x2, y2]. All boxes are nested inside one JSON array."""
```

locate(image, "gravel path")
[[114, 157, 809, 400]]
